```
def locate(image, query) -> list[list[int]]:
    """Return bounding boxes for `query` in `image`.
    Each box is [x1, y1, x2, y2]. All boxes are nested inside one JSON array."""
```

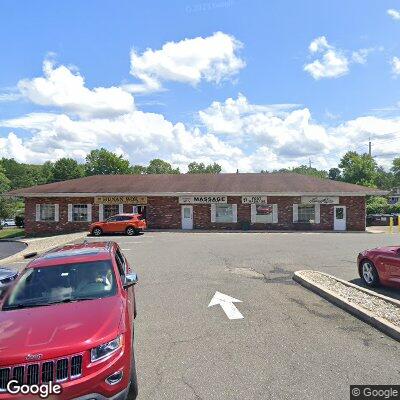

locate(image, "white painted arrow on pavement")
[[208, 291, 244, 320]]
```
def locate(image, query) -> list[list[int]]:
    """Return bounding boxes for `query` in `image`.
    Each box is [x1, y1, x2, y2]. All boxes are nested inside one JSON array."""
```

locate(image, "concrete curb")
[[0, 232, 88, 265], [293, 270, 400, 342]]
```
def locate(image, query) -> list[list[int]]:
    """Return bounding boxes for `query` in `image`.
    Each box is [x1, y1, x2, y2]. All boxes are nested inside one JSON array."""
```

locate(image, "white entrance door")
[[181, 205, 193, 230], [334, 206, 346, 231]]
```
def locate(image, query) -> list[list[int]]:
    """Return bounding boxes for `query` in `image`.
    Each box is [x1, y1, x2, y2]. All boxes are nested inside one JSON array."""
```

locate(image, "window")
[[115, 248, 126, 279], [254, 204, 274, 223], [298, 205, 315, 223], [3, 261, 117, 309], [39, 204, 56, 221], [73, 204, 88, 222], [104, 204, 119, 220], [215, 204, 234, 223], [117, 215, 133, 221]]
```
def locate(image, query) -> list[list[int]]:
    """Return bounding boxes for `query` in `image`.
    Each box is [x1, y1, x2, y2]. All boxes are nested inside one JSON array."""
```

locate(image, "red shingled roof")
[[6, 173, 386, 197]]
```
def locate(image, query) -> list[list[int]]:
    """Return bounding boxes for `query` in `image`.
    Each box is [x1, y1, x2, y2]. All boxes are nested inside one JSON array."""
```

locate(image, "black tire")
[[126, 226, 136, 236], [360, 260, 380, 287], [3, 223, 8, 227], [92, 227, 103, 236]]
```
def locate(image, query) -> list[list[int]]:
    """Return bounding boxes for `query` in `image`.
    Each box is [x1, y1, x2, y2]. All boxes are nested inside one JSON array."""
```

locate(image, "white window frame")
[[102, 204, 120, 221], [295, 204, 320, 224], [69, 204, 92, 222], [36, 204, 59, 222], [211, 204, 237, 223], [251, 204, 278, 224]]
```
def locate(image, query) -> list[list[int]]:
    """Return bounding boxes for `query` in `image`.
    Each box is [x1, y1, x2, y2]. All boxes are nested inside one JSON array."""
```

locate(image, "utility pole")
[[309, 158, 312, 169], [368, 137, 372, 157]]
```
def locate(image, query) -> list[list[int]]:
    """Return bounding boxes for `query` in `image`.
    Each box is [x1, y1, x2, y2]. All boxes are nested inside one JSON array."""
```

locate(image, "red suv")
[[90, 214, 147, 236], [0, 242, 138, 399]]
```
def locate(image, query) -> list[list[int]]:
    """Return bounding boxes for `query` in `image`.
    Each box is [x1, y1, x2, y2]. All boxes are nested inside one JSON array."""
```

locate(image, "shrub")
[[15, 214, 24, 228]]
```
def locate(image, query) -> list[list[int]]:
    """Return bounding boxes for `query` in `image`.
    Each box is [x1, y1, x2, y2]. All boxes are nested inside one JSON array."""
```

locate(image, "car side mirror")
[[123, 273, 138, 289]]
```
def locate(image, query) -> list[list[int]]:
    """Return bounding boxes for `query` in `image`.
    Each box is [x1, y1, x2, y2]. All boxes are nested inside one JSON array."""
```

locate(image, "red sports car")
[[358, 246, 400, 288]]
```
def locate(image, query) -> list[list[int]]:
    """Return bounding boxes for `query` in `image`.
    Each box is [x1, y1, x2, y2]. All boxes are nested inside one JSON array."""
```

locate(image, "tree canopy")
[[187, 162, 222, 174], [145, 159, 180, 174], [85, 148, 133, 175]]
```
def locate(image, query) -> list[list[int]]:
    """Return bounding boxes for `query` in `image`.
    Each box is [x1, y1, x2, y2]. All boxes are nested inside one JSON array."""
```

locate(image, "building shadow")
[[349, 278, 400, 301]]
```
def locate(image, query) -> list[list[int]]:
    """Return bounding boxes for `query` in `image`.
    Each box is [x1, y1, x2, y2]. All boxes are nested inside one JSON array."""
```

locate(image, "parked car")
[[358, 246, 400, 288], [0, 268, 18, 297], [0, 219, 16, 227], [0, 241, 138, 399], [90, 214, 147, 236]]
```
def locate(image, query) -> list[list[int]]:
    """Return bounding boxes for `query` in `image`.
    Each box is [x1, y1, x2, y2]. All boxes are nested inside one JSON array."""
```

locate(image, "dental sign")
[[179, 196, 227, 204], [94, 196, 148, 204], [301, 196, 339, 204], [241, 196, 268, 204]]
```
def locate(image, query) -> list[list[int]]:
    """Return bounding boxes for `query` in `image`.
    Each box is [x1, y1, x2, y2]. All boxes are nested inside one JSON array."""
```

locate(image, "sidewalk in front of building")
[[0, 231, 88, 265], [366, 226, 400, 234]]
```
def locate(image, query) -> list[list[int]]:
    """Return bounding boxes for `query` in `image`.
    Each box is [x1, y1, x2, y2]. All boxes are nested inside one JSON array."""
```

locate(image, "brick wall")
[[24, 195, 366, 236]]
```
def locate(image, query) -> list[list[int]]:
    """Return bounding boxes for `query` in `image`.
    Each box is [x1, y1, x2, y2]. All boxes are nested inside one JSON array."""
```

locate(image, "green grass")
[[0, 228, 25, 240]]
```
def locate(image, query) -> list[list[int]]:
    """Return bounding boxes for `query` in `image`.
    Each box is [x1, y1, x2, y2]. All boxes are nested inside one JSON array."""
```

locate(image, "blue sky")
[[0, 0, 399, 171]]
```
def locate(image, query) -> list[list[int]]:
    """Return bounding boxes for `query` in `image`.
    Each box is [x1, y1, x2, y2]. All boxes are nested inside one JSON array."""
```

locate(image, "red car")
[[90, 214, 147, 236], [358, 246, 400, 288], [0, 241, 138, 399]]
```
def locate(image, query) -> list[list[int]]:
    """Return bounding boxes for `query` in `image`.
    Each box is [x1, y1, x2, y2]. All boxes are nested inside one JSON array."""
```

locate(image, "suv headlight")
[[91, 335, 122, 362]]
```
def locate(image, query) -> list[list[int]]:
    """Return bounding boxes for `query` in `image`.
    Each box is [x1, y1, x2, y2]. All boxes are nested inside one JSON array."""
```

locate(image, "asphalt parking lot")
[[6, 231, 400, 399], [0, 240, 26, 260]]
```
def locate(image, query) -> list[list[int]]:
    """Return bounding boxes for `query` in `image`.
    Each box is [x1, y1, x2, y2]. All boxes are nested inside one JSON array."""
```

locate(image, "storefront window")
[[104, 204, 119, 219], [298, 205, 315, 223], [40, 204, 56, 221], [215, 204, 234, 223], [254, 204, 273, 223], [73, 204, 88, 222]]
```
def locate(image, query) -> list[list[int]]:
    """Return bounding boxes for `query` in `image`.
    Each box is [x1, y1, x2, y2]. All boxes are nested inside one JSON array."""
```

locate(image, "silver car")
[[0, 268, 18, 296]]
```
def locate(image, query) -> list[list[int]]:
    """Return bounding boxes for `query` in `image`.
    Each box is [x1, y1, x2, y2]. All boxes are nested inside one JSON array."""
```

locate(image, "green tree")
[[52, 158, 84, 182], [274, 165, 327, 179], [1, 158, 49, 189], [146, 159, 180, 174], [85, 148, 133, 175], [0, 165, 13, 219], [187, 162, 222, 174], [41, 161, 55, 183], [366, 196, 389, 214], [132, 164, 146, 174], [338, 152, 378, 187], [328, 168, 341, 181], [374, 166, 394, 190], [391, 157, 400, 186]]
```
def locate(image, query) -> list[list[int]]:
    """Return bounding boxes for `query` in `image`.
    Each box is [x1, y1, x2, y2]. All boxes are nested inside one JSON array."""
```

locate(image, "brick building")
[[7, 173, 385, 236]]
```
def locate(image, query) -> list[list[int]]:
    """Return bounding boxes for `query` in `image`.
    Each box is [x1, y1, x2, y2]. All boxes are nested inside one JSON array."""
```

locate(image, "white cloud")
[[388, 9, 400, 20], [304, 37, 349, 79], [308, 36, 331, 53], [2, 55, 400, 172], [18, 60, 135, 118], [352, 48, 373, 64], [127, 32, 245, 93], [304, 37, 377, 80], [391, 57, 400, 75], [199, 94, 334, 159]]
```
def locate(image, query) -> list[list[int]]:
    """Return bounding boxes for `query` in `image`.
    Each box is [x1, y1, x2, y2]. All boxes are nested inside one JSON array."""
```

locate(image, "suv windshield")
[[3, 260, 117, 310]]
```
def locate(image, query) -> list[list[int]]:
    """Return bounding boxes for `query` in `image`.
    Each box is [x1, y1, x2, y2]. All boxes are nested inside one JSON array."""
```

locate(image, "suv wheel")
[[360, 260, 380, 287], [92, 227, 103, 236], [126, 227, 136, 236]]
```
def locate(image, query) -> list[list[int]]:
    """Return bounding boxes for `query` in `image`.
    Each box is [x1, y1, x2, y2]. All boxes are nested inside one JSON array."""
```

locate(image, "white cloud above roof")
[[18, 60, 135, 118], [127, 32, 245, 93], [387, 9, 400, 20]]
